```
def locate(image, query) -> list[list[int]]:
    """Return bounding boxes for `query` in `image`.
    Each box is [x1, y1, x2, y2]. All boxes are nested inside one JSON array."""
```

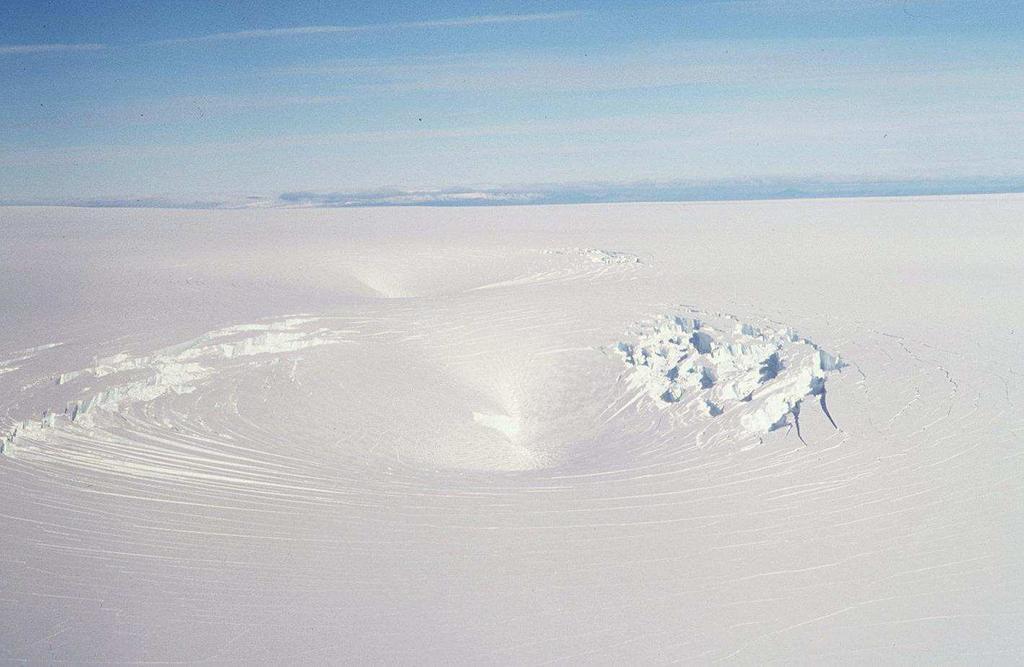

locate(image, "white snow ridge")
[[543, 247, 642, 264]]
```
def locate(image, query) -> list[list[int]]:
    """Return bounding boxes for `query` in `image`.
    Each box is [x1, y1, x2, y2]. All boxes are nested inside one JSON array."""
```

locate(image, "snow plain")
[[1, 195, 1022, 663]]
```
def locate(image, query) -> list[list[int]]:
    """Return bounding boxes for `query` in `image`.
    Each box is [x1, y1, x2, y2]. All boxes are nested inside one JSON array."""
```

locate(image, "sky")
[[1, 0, 1023, 205]]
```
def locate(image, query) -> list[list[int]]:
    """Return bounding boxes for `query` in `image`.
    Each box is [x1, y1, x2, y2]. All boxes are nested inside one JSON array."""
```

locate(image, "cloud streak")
[[0, 42, 105, 55], [154, 11, 581, 45], [272, 35, 1023, 97], [0, 11, 580, 55]]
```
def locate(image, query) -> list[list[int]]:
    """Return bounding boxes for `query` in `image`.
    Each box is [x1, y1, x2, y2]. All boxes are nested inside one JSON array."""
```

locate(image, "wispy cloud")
[[0, 42, 105, 55], [1, 93, 354, 132], [9, 105, 1022, 171], [270, 35, 1024, 97], [702, 0, 943, 12], [154, 11, 581, 45], [1, 11, 579, 56]]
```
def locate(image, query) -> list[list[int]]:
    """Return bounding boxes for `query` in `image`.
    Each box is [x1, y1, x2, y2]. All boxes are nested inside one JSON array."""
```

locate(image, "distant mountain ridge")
[[4, 177, 1024, 209]]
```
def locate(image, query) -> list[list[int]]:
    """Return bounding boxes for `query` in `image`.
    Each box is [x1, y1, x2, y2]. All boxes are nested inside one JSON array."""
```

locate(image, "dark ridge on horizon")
[[4, 178, 1024, 210]]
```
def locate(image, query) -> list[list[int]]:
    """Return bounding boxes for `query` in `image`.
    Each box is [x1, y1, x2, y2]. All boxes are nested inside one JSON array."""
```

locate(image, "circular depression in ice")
[[0, 249, 850, 479], [2, 307, 848, 480]]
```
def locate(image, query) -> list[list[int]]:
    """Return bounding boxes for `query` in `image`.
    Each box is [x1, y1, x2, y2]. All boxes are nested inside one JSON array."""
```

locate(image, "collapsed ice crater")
[[615, 311, 846, 441]]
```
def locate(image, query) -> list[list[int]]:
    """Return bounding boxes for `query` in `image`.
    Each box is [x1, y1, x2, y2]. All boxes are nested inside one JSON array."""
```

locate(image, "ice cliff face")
[[615, 311, 845, 442]]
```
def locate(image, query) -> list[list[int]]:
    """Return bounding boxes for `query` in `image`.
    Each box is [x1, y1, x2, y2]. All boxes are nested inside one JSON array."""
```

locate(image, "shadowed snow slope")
[[0, 196, 1022, 663]]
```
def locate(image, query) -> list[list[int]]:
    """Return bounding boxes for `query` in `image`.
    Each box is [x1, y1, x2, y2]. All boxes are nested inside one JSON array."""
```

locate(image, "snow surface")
[[0, 195, 1022, 662]]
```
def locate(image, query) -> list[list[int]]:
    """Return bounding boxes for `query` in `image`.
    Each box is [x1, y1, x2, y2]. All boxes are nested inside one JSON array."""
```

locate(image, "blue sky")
[[1, 0, 1023, 204]]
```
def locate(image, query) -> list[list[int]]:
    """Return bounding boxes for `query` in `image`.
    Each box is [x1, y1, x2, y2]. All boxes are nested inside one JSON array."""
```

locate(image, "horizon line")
[[4, 177, 1024, 210]]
